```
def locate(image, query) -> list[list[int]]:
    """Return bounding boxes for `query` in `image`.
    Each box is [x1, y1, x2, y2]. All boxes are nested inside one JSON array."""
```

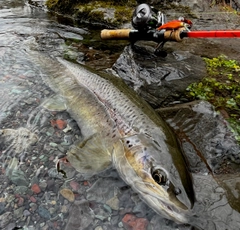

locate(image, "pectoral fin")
[[67, 134, 112, 176], [41, 95, 67, 112]]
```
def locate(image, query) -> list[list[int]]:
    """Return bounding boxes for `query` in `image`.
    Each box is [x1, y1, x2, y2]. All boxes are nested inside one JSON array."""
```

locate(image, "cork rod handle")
[[101, 29, 132, 40]]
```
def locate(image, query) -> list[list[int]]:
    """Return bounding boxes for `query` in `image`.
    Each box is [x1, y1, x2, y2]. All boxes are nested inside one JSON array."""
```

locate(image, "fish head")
[[112, 133, 194, 223]]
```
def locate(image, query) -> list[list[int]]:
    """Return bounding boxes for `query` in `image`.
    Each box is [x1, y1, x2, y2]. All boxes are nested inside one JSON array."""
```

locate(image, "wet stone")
[[122, 213, 149, 230], [118, 221, 123, 228], [63, 135, 73, 145], [49, 142, 58, 147], [157, 100, 240, 174], [65, 200, 93, 230], [0, 212, 12, 229], [86, 177, 123, 203], [24, 98, 36, 105], [0, 203, 5, 215], [29, 196, 37, 203], [23, 210, 31, 217], [149, 215, 177, 230], [14, 207, 24, 219], [59, 188, 75, 202], [57, 145, 65, 153], [112, 45, 206, 108], [46, 179, 55, 190], [111, 215, 121, 227], [14, 186, 28, 195], [17, 196, 24, 206], [61, 141, 71, 146], [46, 127, 55, 136], [63, 124, 72, 133], [9, 169, 29, 187], [49, 207, 57, 215], [56, 31, 83, 41], [48, 168, 63, 179], [132, 202, 154, 218], [106, 195, 119, 211], [61, 205, 68, 213], [39, 155, 48, 162], [5, 194, 15, 204], [31, 183, 41, 194], [29, 203, 38, 212], [95, 226, 104, 230], [40, 222, 46, 228], [38, 206, 51, 220], [39, 180, 48, 190], [103, 204, 112, 214], [6, 223, 17, 230], [94, 207, 110, 221], [69, 180, 80, 191]]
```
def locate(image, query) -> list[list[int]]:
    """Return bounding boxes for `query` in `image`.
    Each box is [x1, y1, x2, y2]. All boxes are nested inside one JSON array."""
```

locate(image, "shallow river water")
[[0, 1, 240, 230]]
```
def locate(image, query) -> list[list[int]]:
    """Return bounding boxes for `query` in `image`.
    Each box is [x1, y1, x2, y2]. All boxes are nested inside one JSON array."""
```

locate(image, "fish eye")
[[152, 169, 167, 185]]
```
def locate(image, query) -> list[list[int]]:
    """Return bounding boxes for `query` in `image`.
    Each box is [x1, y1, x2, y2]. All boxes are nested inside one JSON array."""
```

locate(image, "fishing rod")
[[100, 3, 240, 54], [101, 28, 240, 41]]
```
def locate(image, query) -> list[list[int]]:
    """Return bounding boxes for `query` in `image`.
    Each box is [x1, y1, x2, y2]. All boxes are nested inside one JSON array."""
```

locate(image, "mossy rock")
[[46, 0, 136, 27], [186, 55, 240, 142]]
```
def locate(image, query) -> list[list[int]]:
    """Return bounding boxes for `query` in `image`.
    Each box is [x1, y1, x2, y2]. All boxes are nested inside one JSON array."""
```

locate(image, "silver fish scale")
[[57, 58, 164, 139]]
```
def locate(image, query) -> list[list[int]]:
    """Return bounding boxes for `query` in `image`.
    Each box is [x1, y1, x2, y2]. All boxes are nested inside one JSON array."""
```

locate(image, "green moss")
[[46, 0, 135, 27], [74, 1, 134, 26], [186, 55, 240, 142], [45, 0, 58, 10], [46, 0, 78, 13], [113, 6, 133, 25]]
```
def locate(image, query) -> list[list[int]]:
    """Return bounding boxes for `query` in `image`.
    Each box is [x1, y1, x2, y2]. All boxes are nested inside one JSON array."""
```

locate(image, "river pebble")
[[51, 119, 67, 130], [10, 169, 29, 186], [29, 203, 38, 212], [23, 210, 31, 217], [122, 213, 149, 230], [106, 195, 119, 211], [60, 188, 75, 202], [69, 180, 80, 191], [38, 206, 51, 220], [14, 185, 28, 195], [0, 203, 5, 215], [14, 207, 24, 219], [31, 183, 41, 194], [0, 212, 12, 229]]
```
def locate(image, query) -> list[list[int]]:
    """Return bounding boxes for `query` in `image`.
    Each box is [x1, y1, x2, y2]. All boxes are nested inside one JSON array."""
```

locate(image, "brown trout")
[[43, 56, 194, 223]]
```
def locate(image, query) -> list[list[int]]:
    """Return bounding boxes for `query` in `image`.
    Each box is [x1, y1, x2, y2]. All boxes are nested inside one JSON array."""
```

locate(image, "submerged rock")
[[37, 206, 51, 220], [65, 200, 93, 230], [6, 157, 29, 187], [86, 177, 122, 203], [0, 127, 38, 154], [122, 213, 149, 230], [0, 212, 12, 229], [59, 188, 75, 202]]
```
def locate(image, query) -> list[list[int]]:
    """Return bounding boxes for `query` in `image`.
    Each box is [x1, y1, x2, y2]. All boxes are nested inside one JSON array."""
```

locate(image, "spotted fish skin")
[[55, 57, 194, 223], [57, 57, 167, 138]]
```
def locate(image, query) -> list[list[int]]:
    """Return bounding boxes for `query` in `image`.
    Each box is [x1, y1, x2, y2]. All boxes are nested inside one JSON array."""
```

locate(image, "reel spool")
[[132, 3, 166, 31]]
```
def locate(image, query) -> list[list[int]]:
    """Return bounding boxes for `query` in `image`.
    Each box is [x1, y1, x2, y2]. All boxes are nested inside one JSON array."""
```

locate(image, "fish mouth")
[[142, 191, 189, 223], [134, 181, 190, 223]]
